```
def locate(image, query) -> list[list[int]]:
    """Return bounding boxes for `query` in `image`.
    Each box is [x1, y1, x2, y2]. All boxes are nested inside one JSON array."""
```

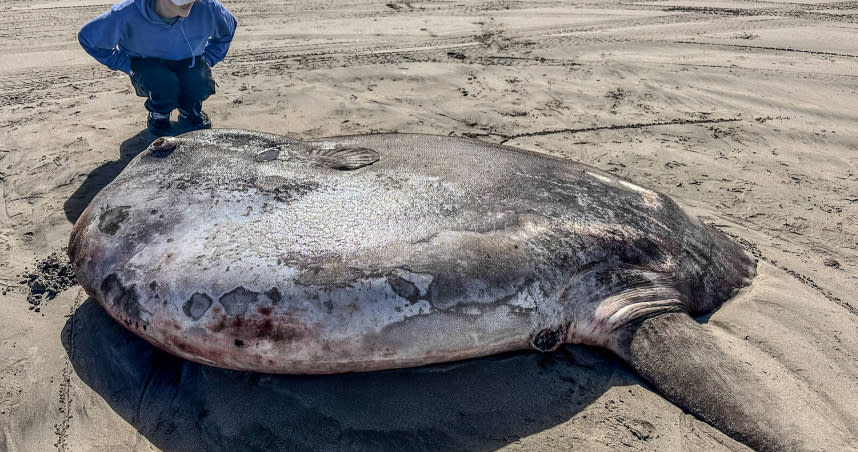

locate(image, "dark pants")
[[129, 56, 216, 116]]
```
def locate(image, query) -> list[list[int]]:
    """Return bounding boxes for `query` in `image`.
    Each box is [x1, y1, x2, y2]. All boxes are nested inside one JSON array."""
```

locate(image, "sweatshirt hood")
[[137, 0, 175, 26]]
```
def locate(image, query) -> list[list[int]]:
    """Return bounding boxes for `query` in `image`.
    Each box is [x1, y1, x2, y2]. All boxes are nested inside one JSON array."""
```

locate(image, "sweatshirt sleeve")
[[202, 1, 237, 67], [78, 9, 132, 74]]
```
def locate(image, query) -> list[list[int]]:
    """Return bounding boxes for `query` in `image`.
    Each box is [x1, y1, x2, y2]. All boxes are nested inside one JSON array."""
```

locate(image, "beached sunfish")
[[69, 129, 838, 451]]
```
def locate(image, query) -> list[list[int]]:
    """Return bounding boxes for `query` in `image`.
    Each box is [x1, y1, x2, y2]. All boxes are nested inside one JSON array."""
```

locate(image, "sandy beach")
[[1, 0, 857, 450]]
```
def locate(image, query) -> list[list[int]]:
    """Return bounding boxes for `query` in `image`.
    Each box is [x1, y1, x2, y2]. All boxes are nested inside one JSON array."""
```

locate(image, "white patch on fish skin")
[[242, 171, 465, 255], [618, 180, 648, 194], [508, 282, 539, 310], [586, 171, 614, 184], [585, 171, 662, 209], [391, 269, 434, 297], [462, 306, 483, 316], [319, 141, 338, 150], [619, 180, 662, 209], [400, 299, 432, 318], [318, 277, 435, 331]]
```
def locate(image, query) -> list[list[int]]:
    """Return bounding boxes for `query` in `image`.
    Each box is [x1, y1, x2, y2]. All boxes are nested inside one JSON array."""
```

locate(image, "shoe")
[[179, 109, 211, 130], [147, 111, 171, 135]]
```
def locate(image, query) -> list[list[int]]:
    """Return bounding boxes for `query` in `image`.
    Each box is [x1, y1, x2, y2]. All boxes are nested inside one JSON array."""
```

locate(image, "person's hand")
[[198, 55, 211, 68]]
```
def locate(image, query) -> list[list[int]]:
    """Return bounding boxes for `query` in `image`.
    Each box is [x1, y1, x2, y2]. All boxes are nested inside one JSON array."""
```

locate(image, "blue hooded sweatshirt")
[[78, 0, 237, 74]]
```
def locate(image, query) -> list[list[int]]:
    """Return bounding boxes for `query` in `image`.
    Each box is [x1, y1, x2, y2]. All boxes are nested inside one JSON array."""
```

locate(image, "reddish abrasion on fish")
[[208, 312, 309, 344], [68, 206, 101, 273], [137, 312, 337, 372]]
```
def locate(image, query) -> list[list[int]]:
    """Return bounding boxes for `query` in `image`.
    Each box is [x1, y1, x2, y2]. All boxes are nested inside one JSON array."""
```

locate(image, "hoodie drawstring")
[[179, 21, 196, 68]]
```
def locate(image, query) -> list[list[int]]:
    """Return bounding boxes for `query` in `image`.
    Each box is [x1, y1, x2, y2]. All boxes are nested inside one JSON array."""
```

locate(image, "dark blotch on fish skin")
[[388, 275, 421, 303], [219, 287, 260, 316], [98, 206, 131, 235], [265, 287, 282, 304], [532, 327, 566, 352], [270, 181, 320, 203], [100, 273, 141, 323], [183, 292, 213, 320]]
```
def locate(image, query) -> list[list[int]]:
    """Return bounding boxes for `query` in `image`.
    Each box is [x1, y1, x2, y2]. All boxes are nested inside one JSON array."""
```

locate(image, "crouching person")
[[79, 0, 237, 135]]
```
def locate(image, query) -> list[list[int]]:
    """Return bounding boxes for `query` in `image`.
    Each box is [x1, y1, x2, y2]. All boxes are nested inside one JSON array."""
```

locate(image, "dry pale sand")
[[1, 0, 857, 450]]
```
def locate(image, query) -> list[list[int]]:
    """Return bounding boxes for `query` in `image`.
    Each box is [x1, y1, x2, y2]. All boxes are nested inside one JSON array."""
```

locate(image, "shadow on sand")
[[63, 129, 156, 224], [63, 299, 635, 451]]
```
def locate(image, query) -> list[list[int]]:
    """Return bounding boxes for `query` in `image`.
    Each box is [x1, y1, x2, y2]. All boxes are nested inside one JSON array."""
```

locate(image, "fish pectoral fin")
[[302, 144, 380, 170], [610, 311, 854, 451]]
